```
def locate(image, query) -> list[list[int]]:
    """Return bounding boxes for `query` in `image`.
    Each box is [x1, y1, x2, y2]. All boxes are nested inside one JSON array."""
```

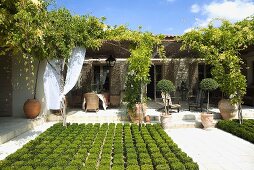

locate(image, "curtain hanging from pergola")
[[43, 47, 86, 110]]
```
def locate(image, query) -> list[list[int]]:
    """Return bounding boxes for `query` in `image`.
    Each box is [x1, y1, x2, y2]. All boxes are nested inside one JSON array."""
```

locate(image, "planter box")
[[110, 95, 120, 107]]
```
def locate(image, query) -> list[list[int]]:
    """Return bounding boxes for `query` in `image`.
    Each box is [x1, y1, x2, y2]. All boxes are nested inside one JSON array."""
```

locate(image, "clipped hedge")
[[216, 119, 254, 143], [0, 123, 198, 170]]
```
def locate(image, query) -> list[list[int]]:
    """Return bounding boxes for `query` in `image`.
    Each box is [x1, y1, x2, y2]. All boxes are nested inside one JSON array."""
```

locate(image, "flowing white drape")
[[44, 47, 86, 109]]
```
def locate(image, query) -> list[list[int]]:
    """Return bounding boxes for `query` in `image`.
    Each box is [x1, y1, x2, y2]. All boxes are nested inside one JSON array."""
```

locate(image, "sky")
[[53, 0, 254, 35]]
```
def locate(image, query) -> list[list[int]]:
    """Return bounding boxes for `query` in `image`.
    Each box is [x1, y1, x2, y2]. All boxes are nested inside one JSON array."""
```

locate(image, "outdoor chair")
[[188, 90, 204, 111], [83, 92, 99, 112], [161, 92, 181, 113]]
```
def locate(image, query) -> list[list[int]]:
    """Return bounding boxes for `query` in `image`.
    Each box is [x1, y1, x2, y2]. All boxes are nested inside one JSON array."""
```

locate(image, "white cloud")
[[188, 0, 254, 30], [183, 27, 194, 33], [191, 4, 200, 13]]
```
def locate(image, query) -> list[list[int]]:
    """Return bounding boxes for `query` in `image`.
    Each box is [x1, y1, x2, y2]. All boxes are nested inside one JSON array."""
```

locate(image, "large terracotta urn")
[[218, 99, 237, 120], [201, 112, 214, 129], [161, 114, 172, 129], [23, 99, 41, 119]]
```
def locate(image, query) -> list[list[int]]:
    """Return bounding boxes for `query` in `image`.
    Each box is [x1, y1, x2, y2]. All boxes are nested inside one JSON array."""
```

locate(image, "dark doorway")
[[147, 65, 155, 99], [0, 55, 12, 116]]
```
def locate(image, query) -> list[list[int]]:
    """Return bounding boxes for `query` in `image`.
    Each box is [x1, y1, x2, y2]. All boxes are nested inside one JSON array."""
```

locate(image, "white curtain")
[[44, 47, 86, 110]]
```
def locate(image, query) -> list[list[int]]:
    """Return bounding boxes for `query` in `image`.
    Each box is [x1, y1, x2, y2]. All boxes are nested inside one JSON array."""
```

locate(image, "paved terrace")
[[0, 102, 254, 169]]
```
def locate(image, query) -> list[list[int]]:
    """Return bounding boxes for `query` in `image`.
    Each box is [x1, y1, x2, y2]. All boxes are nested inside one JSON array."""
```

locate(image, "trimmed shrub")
[[111, 165, 125, 170], [98, 165, 110, 170], [156, 164, 170, 170], [217, 120, 254, 144], [139, 158, 152, 165], [127, 153, 138, 160], [185, 162, 199, 170], [0, 123, 198, 169], [141, 164, 154, 170], [113, 157, 124, 165], [126, 158, 139, 166], [35, 167, 49, 170], [170, 162, 186, 170], [65, 166, 79, 170], [126, 165, 140, 170]]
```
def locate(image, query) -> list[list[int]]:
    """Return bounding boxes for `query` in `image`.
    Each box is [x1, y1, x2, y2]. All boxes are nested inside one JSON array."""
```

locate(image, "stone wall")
[[110, 61, 127, 95], [163, 59, 199, 96], [0, 55, 12, 116], [81, 62, 93, 93]]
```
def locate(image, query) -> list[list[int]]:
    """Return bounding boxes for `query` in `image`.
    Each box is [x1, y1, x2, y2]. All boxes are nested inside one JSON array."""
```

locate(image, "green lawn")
[[0, 123, 198, 170], [217, 119, 254, 144]]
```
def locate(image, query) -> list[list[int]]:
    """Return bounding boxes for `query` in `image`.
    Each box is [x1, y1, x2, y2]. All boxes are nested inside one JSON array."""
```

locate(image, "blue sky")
[[53, 0, 254, 35]]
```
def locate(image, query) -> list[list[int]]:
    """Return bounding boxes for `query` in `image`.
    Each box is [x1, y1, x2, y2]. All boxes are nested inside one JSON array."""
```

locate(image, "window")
[[92, 65, 110, 92]]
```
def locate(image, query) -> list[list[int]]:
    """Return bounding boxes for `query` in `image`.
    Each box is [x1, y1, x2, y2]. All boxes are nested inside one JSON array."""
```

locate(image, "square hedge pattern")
[[217, 119, 254, 144], [0, 123, 199, 170]]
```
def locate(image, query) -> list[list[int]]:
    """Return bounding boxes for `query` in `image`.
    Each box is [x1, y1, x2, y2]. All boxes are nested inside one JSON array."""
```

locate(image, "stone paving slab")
[[0, 118, 45, 144], [165, 128, 254, 170], [0, 122, 55, 160]]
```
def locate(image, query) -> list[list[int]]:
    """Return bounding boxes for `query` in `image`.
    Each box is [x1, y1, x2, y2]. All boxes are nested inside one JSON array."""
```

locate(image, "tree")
[[181, 18, 254, 103], [1, 0, 166, 126], [200, 78, 219, 112], [181, 18, 254, 123], [157, 79, 176, 115]]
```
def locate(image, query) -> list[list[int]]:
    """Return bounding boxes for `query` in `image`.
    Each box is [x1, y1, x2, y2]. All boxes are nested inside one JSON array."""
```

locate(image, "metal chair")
[[188, 90, 204, 111], [161, 92, 181, 113]]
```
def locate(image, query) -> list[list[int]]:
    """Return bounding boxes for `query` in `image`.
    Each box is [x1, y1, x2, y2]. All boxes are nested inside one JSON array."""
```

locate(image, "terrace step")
[[170, 111, 222, 121], [0, 118, 44, 144]]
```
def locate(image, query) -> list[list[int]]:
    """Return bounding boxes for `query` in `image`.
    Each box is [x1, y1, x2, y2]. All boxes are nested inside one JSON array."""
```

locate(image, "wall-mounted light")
[[106, 55, 116, 67]]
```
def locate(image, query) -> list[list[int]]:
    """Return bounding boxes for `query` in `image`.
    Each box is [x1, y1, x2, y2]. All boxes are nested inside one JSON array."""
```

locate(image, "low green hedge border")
[[0, 123, 199, 170], [216, 119, 254, 144]]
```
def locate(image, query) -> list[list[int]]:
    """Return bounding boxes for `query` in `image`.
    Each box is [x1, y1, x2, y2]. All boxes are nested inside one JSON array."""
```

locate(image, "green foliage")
[[216, 119, 254, 143], [123, 33, 166, 111], [156, 164, 170, 170], [141, 164, 154, 170], [126, 165, 140, 170], [200, 78, 219, 91], [1, 1, 166, 96], [185, 162, 199, 170], [157, 79, 176, 114], [170, 161, 186, 170], [1, 123, 199, 169], [181, 18, 254, 104], [157, 79, 176, 94], [200, 78, 218, 112]]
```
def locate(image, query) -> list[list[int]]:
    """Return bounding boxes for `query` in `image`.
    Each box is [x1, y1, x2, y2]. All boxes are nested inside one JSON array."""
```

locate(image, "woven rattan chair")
[[84, 93, 99, 112]]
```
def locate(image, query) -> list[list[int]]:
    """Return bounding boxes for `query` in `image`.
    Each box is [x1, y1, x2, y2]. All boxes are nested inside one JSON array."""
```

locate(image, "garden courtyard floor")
[[0, 102, 254, 170]]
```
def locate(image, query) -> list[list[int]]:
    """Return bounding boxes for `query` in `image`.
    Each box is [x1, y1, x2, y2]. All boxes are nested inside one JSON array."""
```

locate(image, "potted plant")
[[157, 79, 176, 128], [181, 19, 249, 123], [124, 72, 146, 123], [23, 61, 41, 119], [200, 78, 219, 128]]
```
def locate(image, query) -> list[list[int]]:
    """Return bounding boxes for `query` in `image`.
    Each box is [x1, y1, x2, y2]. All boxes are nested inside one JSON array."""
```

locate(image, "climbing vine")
[[181, 18, 254, 104], [1, 0, 166, 113]]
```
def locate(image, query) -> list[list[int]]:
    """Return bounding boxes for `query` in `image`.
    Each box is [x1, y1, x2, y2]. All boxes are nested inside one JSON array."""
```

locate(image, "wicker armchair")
[[84, 93, 99, 112]]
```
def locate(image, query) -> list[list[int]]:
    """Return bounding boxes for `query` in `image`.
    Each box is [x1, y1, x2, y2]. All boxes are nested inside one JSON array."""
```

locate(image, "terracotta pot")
[[161, 114, 172, 129], [23, 99, 41, 119], [218, 99, 237, 120], [145, 115, 151, 123], [128, 104, 146, 123], [201, 112, 214, 129]]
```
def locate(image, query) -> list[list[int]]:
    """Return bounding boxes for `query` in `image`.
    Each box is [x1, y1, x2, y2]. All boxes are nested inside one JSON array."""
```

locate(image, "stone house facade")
[[67, 37, 208, 108]]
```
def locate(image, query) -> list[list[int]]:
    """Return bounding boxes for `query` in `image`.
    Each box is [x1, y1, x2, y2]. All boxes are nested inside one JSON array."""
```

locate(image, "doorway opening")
[[147, 65, 162, 100]]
